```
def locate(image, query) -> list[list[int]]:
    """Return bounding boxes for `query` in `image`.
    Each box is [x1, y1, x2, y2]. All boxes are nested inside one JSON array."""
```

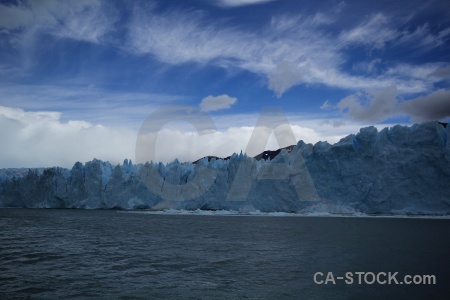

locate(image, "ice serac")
[[0, 121, 449, 215]]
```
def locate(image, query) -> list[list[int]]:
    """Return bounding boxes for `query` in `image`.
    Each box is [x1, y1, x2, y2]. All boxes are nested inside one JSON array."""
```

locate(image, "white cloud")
[[128, 8, 251, 64], [144, 114, 402, 163], [140, 123, 347, 163], [337, 86, 450, 122], [337, 86, 398, 122], [127, 9, 342, 96], [0, 84, 184, 130], [268, 61, 303, 98], [0, 105, 136, 168], [0, 0, 117, 44], [339, 13, 399, 50], [339, 12, 450, 53], [320, 100, 333, 110], [396, 23, 450, 50], [385, 63, 449, 82], [200, 94, 237, 112], [352, 58, 382, 74], [430, 65, 450, 79], [0, 2, 34, 29], [3, 2, 445, 98], [213, 0, 276, 7], [1, 2, 447, 99], [50, 2, 117, 43], [320, 119, 346, 128], [133, 102, 430, 164], [127, 7, 447, 97], [1, 104, 394, 168]]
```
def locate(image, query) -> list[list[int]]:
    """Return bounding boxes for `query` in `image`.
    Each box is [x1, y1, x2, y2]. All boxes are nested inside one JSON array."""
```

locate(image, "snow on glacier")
[[0, 121, 449, 215]]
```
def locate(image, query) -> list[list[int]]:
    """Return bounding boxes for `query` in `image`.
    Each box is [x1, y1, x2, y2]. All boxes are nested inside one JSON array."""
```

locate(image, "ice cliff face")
[[0, 121, 449, 214]]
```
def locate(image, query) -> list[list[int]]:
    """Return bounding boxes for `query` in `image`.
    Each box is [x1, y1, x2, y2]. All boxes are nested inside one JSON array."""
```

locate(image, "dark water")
[[0, 209, 449, 299]]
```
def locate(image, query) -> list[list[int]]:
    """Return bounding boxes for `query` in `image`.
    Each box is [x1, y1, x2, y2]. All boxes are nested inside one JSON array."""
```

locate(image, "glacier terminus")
[[0, 121, 449, 215]]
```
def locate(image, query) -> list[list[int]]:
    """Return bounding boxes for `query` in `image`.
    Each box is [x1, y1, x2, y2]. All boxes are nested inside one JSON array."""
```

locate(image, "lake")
[[0, 209, 448, 299]]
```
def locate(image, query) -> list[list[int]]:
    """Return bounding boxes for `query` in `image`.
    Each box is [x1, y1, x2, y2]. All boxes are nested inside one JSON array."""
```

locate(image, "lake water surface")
[[0, 209, 448, 299]]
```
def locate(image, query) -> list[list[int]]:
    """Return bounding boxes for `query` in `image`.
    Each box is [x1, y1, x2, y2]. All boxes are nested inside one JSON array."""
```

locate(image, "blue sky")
[[0, 0, 449, 168]]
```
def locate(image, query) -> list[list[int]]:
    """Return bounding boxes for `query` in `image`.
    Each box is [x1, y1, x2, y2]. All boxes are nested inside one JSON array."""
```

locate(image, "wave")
[[119, 209, 450, 219]]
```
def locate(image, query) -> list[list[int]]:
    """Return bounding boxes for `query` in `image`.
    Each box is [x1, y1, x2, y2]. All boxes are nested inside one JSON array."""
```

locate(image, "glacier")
[[0, 121, 449, 215]]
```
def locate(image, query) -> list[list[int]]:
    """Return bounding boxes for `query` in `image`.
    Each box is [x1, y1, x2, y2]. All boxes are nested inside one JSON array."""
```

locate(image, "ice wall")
[[1, 121, 449, 214]]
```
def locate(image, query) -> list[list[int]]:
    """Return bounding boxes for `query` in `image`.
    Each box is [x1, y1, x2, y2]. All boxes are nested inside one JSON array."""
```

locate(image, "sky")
[[0, 0, 449, 168]]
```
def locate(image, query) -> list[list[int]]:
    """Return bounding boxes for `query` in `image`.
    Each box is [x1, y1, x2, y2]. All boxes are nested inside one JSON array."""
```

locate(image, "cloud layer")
[[337, 86, 450, 122], [213, 0, 276, 7], [1, 1, 449, 98], [200, 94, 237, 112], [1, 105, 387, 168], [127, 5, 450, 97], [0, 84, 184, 130], [0, 105, 136, 168], [0, 1, 449, 168], [0, 0, 117, 44]]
